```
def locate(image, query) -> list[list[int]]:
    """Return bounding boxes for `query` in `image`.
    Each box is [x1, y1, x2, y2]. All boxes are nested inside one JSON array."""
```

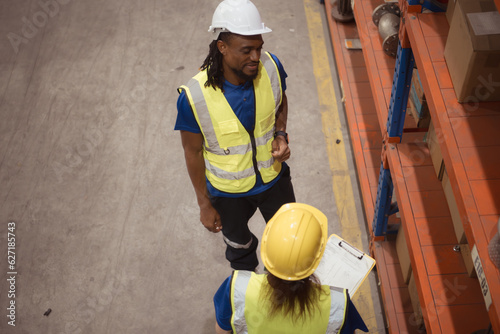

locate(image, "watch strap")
[[275, 131, 289, 144]]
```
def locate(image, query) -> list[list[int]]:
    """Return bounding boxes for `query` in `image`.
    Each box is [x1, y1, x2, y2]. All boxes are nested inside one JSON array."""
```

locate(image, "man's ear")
[[217, 40, 226, 55]]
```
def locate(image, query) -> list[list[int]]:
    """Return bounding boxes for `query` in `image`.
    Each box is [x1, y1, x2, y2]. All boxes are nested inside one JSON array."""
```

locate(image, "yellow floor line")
[[303, 0, 379, 331]]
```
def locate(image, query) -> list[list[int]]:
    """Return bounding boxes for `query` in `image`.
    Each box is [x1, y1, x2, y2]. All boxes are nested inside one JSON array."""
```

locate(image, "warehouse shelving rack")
[[324, 0, 500, 332]]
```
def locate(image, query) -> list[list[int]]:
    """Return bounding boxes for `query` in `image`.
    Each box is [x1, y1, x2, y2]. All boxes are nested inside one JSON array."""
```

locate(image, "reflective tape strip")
[[205, 159, 255, 181], [326, 287, 347, 333], [205, 142, 252, 156], [186, 78, 219, 149], [257, 157, 275, 170], [261, 52, 282, 111], [255, 129, 275, 170], [223, 236, 253, 250], [231, 271, 252, 334], [254, 128, 274, 147]]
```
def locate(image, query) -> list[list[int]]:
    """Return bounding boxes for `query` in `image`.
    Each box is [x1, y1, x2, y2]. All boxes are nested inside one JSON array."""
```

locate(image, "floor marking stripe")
[[302, 0, 378, 331]]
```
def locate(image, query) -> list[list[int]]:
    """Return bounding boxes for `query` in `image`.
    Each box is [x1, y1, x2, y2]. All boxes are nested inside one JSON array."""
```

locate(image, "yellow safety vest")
[[230, 271, 348, 334], [178, 52, 283, 193]]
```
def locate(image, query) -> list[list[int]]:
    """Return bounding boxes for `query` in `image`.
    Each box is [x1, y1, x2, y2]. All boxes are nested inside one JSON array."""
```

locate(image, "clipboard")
[[314, 234, 376, 296]]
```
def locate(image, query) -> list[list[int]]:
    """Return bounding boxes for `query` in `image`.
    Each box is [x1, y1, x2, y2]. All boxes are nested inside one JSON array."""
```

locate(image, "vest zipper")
[[248, 87, 261, 180], [247, 130, 261, 178]]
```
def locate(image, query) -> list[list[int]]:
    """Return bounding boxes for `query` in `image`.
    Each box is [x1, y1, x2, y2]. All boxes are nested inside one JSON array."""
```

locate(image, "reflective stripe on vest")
[[231, 271, 252, 334], [178, 52, 282, 193], [327, 287, 348, 333], [230, 271, 348, 334]]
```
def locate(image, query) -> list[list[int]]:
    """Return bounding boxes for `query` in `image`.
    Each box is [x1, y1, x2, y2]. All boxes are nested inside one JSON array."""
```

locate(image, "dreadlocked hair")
[[200, 32, 234, 92], [260, 273, 326, 324]]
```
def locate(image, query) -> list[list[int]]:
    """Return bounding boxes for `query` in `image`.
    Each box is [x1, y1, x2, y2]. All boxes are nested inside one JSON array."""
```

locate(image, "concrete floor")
[[0, 0, 386, 333]]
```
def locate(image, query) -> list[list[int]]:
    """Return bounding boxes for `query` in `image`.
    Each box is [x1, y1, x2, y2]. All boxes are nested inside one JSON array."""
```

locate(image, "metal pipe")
[[378, 13, 400, 58], [372, 3, 401, 58], [331, 0, 354, 23]]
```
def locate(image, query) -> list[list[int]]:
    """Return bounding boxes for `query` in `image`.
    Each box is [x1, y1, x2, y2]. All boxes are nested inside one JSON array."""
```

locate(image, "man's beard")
[[232, 66, 259, 82]]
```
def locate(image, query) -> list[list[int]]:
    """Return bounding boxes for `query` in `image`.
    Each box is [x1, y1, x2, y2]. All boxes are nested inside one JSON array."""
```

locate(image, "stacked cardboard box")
[[444, 0, 500, 102], [441, 167, 467, 244], [408, 68, 431, 128], [396, 229, 426, 329], [396, 228, 412, 284], [441, 167, 477, 277], [408, 273, 425, 331], [425, 121, 444, 180], [446, 0, 456, 23], [460, 243, 477, 278]]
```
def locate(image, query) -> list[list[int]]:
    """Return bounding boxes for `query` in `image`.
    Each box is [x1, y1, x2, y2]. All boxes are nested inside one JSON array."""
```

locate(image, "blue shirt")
[[213, 274, 369, 333], [175, 53, 288, 198]]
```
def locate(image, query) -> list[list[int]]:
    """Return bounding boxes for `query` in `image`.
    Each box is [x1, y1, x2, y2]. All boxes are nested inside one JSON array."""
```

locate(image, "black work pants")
[[210, 167, 296, 271]]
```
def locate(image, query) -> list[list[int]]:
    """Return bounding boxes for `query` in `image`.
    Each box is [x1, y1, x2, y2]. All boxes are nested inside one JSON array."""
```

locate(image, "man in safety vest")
[[213, 203, 369, 333], [175, 0, 295, 271]]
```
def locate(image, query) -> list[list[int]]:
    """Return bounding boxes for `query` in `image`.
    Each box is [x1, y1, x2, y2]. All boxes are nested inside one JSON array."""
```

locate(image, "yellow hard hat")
[[261, 203, 328, 281]]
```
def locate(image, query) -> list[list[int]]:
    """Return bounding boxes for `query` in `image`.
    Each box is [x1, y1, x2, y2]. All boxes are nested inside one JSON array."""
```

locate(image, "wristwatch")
[[274, 131, 289, 144]]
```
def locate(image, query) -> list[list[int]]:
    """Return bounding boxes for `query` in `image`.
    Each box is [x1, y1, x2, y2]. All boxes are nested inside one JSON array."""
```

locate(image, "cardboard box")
[[408, 69, 431, 128], [407, 99, 418, 127], [426, 121, 444, 180], [442, 168, 467, 244], [408, 273, 425, 331], [444, 0, 500, 102], [396, 228, 412, 284], [460, 243, 477, 278], [446, 0, 456, 24]]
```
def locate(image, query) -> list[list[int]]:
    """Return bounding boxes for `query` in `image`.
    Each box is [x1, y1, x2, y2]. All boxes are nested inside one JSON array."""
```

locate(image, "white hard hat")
[[208, 0, 272, 39]]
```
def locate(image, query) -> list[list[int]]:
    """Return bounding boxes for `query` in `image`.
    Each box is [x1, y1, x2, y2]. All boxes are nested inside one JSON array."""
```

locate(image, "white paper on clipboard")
[[314, 234, 376, 296]]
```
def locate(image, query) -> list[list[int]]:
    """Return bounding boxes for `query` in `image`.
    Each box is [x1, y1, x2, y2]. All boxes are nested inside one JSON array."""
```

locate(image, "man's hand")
[[200, 203, 222, 233], [271, 136, 290, 162]]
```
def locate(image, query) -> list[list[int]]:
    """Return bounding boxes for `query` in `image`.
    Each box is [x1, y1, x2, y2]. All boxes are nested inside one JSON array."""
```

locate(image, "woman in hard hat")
[[213, 203, 368, 333]]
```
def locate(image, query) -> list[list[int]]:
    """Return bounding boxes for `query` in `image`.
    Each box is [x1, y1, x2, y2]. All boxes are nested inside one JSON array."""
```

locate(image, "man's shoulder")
[[265, 52, 281, 64], [178, 70, 211, 97], [182, 70, 207, 86]]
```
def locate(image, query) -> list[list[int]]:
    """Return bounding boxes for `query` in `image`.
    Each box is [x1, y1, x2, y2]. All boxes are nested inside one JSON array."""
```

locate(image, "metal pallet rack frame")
[[326, 0, 500, 332]]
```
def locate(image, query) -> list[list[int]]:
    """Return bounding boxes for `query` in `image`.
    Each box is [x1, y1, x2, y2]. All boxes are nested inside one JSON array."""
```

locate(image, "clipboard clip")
[[338, 240, 364, 260]]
